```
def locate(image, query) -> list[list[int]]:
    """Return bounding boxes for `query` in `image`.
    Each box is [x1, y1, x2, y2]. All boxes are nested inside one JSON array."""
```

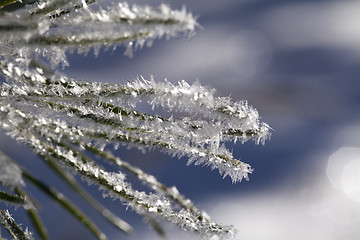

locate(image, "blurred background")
[[1, 0, 360, 239]]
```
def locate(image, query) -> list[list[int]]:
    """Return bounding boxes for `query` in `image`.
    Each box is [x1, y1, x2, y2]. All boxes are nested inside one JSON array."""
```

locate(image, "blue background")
[[1, 0, 360, 239]]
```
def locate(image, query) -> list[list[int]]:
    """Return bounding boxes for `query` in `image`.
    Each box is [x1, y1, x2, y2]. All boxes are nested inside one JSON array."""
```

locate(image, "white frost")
[[0, 151, 24, 187]]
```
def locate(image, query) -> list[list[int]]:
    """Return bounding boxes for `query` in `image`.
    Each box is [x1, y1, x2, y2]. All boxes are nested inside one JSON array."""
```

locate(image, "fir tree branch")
[[1, 74, 265, 183], [0, 146, 106, 240], [49, 142, 235, 238], [0, 103, 236, 238], [44, 157, 133, 235], [29, 0, 97, 17], [24, 208, 49, 240], [14, 187, 49, 240], [18, 96, 253, 183], [0, 0, 18, 9], [0, 190, 26, 206], [21, 169, 107, 240], [48, 0, 97, 19], [2, 72, 269, 145], [0, 209, 33, 240], [28, 31, 151, 47], [143, 215, 167, 240], [86, 146, 213, 225], [0, 1, 271, 237]]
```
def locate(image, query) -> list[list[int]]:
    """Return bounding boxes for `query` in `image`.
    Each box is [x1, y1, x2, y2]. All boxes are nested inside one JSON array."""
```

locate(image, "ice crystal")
[[0, 0, 270, 239], [0, 71, 270, 183], [0, 0, 197, 68], [0, 210, 34, 240], [0, 151, 24, 188], [0, 104, 237, 238]]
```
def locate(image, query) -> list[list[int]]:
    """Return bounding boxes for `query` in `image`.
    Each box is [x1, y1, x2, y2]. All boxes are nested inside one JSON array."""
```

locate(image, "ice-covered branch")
[[28, 0, 96, 16], [0, 0, 18, 8], [21, 166, 107, 240], [0, 190, 27, 206], [0, 0, 271, 238], [0, 103, 236, 239], [0, 209, 34, 240], [86, 146, 211, 222], [0, 1, 198, 69], [0, 149, 107, 240], [44, 157, 133, 234], [1, 65, 270, 182], [0, 63, 270, 145], [14, 187, 50, 240]]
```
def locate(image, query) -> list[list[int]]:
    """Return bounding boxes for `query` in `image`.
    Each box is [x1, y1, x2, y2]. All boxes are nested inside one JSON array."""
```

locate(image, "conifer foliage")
[[0, 0, 271, 239]]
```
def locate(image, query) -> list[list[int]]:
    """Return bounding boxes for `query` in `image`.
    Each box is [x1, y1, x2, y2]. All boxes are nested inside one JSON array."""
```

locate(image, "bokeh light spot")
[[327, 147, 360, 201]]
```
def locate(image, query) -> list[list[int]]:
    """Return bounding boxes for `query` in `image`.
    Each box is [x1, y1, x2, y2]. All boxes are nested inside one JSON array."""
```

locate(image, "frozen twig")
[[0, 0, 270, 238]]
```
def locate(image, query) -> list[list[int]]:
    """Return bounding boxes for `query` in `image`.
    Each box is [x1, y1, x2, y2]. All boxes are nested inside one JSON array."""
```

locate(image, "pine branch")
[[0, 1, 198, 68], [0, 0, 18, 9], [85, 146, 210, 223], [0, 190, 27, 206], [1, 70, 270, 182], [0, 103, 237, 239], [21, 169, 107, 240], [0, 1, 271, 238], [29, 0, 97, 16], [0, 209, 33, 240], [0, 151, 106, 240], [14, 187, 49, 240], [44, 157, 133, 235]]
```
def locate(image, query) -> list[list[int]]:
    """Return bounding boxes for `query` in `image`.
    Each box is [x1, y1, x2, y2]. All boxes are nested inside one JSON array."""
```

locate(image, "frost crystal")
[[0, 72, 270, 183], [0, 0, 197, 67], [0, 151, 24, 187], [0, 210, 34, 240]]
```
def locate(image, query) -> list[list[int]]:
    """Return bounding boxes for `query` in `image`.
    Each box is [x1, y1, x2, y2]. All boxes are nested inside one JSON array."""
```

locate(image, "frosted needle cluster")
[[0, 0, 270, 239]]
